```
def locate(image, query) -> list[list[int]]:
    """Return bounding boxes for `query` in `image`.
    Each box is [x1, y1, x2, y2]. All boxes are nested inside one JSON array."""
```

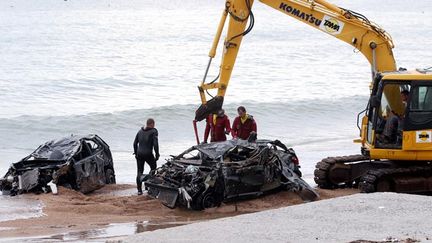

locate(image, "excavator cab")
[[369, 80, 411, 149], [315, 71, 432, 192], [362, 70, 432, 161]]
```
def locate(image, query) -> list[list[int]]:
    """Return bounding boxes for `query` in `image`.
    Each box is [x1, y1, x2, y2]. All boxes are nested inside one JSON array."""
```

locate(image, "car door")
[[73, 139, 106, 193]]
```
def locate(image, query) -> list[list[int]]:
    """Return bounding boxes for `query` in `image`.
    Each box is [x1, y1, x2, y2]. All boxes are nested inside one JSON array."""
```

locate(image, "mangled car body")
[[144, 139, 318, 210], [0, 134, 116, 196]]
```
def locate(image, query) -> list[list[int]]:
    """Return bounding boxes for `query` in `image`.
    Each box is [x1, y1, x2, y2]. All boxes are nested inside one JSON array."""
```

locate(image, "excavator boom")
[[195, 0, 397, 121]]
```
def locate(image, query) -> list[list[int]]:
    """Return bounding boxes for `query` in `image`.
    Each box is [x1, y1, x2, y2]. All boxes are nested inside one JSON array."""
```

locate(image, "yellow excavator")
[[194, 0, 432, 193]]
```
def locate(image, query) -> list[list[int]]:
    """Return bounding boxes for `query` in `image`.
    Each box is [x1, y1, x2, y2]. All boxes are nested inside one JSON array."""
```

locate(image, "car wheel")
[[193, 191, 221, 210], [105, 168, 116, 184], [201, 193, 216, 209]]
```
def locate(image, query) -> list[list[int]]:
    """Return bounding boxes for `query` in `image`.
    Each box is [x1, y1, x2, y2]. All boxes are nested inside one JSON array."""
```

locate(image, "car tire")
[[193, 190, 222, 210], [105, 168, 116, 184]]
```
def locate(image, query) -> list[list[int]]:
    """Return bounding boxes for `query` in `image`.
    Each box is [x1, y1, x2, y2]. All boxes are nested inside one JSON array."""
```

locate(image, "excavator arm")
[[195, 0, 397, 121]]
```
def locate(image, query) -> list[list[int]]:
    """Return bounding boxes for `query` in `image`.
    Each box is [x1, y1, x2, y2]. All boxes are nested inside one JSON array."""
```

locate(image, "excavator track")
[[314, 154, 371, 189], [315, 155, 432, 193], [359, 165, 432, 193]]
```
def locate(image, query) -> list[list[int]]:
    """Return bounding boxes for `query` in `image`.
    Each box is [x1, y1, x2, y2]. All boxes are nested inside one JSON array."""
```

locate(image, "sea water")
[[0, 0, 431, 219]]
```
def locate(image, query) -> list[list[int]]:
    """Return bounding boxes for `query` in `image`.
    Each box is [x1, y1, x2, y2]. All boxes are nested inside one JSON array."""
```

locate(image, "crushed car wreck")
[[144, 139, 319, 210], [0, 134, 116, 196]]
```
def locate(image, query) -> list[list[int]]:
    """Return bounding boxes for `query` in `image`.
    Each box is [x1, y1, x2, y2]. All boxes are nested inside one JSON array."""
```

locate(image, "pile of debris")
[[144, 139, 318, 210]]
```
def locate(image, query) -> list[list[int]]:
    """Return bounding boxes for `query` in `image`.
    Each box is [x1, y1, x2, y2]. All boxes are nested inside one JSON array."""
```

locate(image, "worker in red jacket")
[[204, 109, 231, 143], [232, 106, 257, 140]]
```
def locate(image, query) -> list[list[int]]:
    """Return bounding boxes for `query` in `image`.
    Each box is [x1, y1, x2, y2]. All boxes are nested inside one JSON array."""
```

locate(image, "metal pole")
[[202, 57, 213, 85], [192, 120, 200, 145]]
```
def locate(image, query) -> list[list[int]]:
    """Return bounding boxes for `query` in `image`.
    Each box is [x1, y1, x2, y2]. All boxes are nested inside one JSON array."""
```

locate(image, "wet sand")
[[0, 184, 359, 241]]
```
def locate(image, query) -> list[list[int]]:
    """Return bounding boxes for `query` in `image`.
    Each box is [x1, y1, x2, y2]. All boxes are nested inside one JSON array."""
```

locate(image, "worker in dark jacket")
[[232, 106, 257, 140], [133, 118, 159, 195], [204, 109, 231, 143]]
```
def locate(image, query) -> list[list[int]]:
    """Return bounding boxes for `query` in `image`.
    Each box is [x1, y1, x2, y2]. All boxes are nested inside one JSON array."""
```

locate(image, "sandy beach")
[[0, 184, 358, 241]]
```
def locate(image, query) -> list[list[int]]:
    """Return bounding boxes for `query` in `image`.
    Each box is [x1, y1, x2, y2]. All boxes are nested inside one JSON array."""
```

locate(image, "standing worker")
[[204, 109, 231, 143], [133, 118, 160, 195], [232, 106, 257, 140]]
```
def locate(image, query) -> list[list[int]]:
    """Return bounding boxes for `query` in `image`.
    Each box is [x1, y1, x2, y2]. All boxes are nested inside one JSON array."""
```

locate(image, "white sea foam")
[[0, 195, 44, 222]]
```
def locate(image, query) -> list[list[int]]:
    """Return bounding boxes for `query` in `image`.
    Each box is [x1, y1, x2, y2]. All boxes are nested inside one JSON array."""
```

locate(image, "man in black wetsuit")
[[133, 118, 160, 195]]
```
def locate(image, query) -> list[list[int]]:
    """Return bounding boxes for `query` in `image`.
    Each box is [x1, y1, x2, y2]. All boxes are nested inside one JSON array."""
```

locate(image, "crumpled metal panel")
[[74, 159, 106, 194], [146, 182, 180, 209], [195, 139, 257, 160], [280, 163, 319, 201], [30, 136, 82, 161], [20, 169, 40, 192]]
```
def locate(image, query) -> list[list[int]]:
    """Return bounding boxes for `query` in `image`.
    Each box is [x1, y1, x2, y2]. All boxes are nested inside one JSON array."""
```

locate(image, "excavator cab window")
[[404, 84, 432, 131], [374, 82, 411, 149]]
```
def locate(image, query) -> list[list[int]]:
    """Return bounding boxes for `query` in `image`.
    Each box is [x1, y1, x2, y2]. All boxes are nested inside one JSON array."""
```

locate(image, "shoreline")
[[0, 184, 358, 241]]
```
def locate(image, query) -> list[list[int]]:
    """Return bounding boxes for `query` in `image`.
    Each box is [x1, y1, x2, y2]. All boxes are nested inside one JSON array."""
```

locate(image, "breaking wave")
[[0, 95, 368, 151]]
